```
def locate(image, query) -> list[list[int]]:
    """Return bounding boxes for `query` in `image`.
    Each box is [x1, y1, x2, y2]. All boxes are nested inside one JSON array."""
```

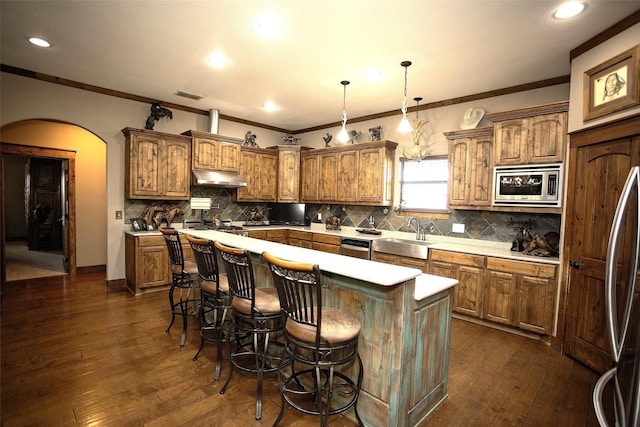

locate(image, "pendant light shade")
[[402, 96, 432, 160], [397, 61, 413, 133], [337, 80, 350, 143]]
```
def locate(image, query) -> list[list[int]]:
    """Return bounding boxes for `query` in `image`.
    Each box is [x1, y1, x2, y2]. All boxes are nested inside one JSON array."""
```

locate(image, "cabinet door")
[[456, 266, 484, 317], [192, 137, 219, 170], [336, 150, 358, 202], [483, 270, 516, 325], [526, 112, 566, 164], [237, 150, 258, 201], [318, 152, 338, 201], [358, 147, 384, 203], [301, 154, 319, 202], [163, 138, 191, 199], [128, 135, 163, 198], [218, 141, 240, 172], [494, 119, 527, 165], [278, 149, 300, 202], [447, 138, 471, 206], [372, 252, 398, 265], [138, 246, 169, 289], [469, 136, 493, 206], [516, 275, 554, 334], [257, 153, 278, 201]]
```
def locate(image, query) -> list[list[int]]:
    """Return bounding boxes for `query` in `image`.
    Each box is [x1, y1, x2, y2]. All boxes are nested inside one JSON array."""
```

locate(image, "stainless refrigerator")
[[593, 166, 640, 427]]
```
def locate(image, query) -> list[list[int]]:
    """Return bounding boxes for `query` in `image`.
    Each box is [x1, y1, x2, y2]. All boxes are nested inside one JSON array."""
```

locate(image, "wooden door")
[[163, 138, 190, 199], [493, 119, 527, 165], [527, 112, 567, 164], [469, 135, 493, 206], [192, 137, 218, 170], [336, 150, 358, 202], [564, 128, 639, 373], [257, 153, 277, 201], [447, 138, 471, 206], [277, 149, 300, 202], [358, 147, 383, 203], [483, 270, 516, 325], [218, 141, 240, 172], [237, 150, 258, 201], [128, 135, 163, 198], [300, 154, 318, 202], [318, 152, 337, 201]]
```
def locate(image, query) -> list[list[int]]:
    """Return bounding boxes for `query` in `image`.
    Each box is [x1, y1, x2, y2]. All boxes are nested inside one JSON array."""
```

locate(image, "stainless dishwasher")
[[339, 237, 372, 260]]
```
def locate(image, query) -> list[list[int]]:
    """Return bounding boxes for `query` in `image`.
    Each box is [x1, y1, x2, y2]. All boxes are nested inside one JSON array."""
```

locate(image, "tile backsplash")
[[125, 187, 561, 244]]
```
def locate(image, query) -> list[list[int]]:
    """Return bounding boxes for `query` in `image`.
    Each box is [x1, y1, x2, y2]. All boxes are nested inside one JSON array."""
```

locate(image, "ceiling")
[[1, 1, 638, 132]]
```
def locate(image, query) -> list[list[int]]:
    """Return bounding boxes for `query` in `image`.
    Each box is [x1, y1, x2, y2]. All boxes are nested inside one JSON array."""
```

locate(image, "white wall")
[[1, 70, 569, 281], [568, 23, 640, 133]]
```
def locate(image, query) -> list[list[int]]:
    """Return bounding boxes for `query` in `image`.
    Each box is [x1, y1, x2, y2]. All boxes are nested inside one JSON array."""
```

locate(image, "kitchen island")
[[179, 228, 457, 427]]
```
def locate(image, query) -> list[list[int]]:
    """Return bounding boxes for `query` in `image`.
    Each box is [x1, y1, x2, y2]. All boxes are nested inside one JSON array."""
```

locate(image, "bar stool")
[[262, 251, 364, 427], [214, 241, 284, 421], [185, 235, 232, 381], [158, 227, 200, 347]]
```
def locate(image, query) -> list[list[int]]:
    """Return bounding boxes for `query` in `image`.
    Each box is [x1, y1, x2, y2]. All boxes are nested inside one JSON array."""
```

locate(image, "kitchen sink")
[[372, 237, 431, 260]]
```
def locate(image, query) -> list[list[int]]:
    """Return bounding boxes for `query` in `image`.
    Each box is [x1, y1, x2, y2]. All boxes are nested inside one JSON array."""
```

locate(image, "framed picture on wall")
[[583, 44, 640, 122]]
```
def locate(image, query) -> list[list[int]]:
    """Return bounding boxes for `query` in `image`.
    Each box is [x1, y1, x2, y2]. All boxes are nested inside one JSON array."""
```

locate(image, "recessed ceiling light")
[[255, 12, 282, 38], [29, 37, 51, 48], [207, 51, 226, 68], [263, 101, 278, 112], [554, 1, 585, 19]]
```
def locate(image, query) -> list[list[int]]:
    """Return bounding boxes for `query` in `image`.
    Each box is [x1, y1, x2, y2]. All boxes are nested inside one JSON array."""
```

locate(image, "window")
[[400, 156, 448, 211]]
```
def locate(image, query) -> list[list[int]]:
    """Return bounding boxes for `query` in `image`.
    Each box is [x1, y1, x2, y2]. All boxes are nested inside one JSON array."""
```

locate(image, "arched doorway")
[[1, 119, 107, 284]]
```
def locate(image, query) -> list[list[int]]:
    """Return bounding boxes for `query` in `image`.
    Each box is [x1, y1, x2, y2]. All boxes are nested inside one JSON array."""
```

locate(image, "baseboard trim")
[[77, 265, 106, 275]]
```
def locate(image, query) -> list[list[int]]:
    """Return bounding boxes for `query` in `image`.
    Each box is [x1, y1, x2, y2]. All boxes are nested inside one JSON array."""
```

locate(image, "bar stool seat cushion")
[[286, 307, 361, 345], [171, 259, 199, 276], [232, 287, 280, 315], [201, 274, 230, 295]]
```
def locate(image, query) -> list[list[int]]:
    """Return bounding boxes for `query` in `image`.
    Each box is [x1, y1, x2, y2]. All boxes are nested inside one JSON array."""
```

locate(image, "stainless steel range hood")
[[192, 170, 248, 188]]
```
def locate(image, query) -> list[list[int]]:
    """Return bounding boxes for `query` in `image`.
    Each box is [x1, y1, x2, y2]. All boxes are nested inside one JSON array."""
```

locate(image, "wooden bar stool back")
[[158, 227, 200, 347], [213, 241, 284, 421], [186, 235, 232, 381], [262, 251, 364, 427]]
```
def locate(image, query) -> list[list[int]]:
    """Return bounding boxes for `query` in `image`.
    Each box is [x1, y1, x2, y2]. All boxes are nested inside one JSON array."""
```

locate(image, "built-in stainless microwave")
[[492, 163, 563, 208]]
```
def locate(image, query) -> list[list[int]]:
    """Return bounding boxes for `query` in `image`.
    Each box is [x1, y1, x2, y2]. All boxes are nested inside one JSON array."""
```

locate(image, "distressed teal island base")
[[179, 229, 456, 427]]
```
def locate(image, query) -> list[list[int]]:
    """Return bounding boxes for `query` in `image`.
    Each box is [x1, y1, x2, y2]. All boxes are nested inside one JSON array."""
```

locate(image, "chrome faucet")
[[407, 217, 421, 240]]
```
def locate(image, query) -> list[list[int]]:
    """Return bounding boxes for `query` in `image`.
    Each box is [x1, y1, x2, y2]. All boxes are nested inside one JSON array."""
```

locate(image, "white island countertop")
[[177, 228, 457, 300]]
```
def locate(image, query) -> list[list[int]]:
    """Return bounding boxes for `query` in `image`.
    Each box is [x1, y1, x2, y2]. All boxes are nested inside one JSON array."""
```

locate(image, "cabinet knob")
[[569, 261, 581, 269]]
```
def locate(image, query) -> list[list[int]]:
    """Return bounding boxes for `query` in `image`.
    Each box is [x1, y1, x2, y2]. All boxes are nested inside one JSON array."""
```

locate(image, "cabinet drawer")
[[312, 242, 340, 254], [486, 257, 556, 278], [136, 235, 165, 247], [429, 249, 484, 268], [289, 230, 312, 241], [313, 233, 341, 245]]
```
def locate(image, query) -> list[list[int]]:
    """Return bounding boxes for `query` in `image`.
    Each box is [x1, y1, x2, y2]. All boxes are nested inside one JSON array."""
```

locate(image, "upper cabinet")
[[487, 101, 568, 166], [236, 146, 278, 202], [445, 127, 494, 208], [277, 146, 311, 203], [181, 130, 242, 172], [300, 141, 397, 206], [122, 127, 191, 200]]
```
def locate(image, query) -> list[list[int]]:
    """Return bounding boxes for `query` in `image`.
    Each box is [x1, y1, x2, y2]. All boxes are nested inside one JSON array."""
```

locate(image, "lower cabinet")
[[288, 230, 313, 248], [247, 229, 288, 244], [371, 251, 427, 272], [427, 248, 557, 335], [125, 233, 193, 295], [428, 249, 484, 318], [311, 233, 340, 254]]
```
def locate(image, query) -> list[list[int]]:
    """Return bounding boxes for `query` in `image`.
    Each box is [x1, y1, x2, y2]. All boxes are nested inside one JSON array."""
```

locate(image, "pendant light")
[[402, 96, 431, 160], [396, 61, 413, 133], [337, 80, 350, 143]]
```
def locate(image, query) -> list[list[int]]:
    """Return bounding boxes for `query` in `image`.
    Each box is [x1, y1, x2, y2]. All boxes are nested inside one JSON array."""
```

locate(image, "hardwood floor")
[[1, 273, 607, 426]]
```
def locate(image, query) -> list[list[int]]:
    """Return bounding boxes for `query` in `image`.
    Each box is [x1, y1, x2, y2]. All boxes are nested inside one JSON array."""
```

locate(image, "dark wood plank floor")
[[1, 273, 606, 426]]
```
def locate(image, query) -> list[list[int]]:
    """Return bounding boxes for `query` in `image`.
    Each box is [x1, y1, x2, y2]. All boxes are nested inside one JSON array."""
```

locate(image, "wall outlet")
[[115, 210, 123, 220], [452, 223, 465, 233], [317, 213, 322, 221]]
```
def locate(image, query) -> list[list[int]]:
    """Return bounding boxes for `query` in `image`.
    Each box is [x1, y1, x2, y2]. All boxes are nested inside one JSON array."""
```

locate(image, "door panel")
[[564, 132, 639, 373]]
